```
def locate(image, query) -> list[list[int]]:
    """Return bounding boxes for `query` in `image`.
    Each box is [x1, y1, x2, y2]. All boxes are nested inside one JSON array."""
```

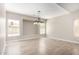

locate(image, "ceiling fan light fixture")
[[33, 11, 43, 24]]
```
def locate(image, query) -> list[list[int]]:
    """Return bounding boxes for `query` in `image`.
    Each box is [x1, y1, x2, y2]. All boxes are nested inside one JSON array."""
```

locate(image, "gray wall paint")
[[6, 12, 39, 40], [23, 20, 38, 35], [47, 10, 79, 42], [0, 4, 6, 54]]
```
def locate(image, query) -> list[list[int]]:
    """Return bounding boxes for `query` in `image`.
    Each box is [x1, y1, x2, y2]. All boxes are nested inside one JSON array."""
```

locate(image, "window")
[[74, 20, 79, 37], [40, 23, 46, 35], [8, 19, 20, 37]]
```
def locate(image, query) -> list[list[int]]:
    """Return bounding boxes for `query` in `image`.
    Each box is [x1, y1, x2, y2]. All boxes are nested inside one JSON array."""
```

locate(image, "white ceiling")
[[5, 3, 79, 19], [57, 3, 79, 12]]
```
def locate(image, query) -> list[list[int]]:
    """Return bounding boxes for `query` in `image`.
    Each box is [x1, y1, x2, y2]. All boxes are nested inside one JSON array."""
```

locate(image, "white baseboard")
[[47, 36, 79, 44], [7, 35, 79, 45], [7, 34, 40, 42]]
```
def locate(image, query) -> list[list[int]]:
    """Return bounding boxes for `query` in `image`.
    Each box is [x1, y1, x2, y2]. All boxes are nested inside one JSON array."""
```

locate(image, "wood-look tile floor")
[[4, 38, 79, 55]]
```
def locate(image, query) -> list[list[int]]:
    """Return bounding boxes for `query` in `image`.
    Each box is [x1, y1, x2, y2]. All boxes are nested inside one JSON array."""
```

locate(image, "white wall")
[[47, 10, 79, 42], [0, 4, 6, 54]]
